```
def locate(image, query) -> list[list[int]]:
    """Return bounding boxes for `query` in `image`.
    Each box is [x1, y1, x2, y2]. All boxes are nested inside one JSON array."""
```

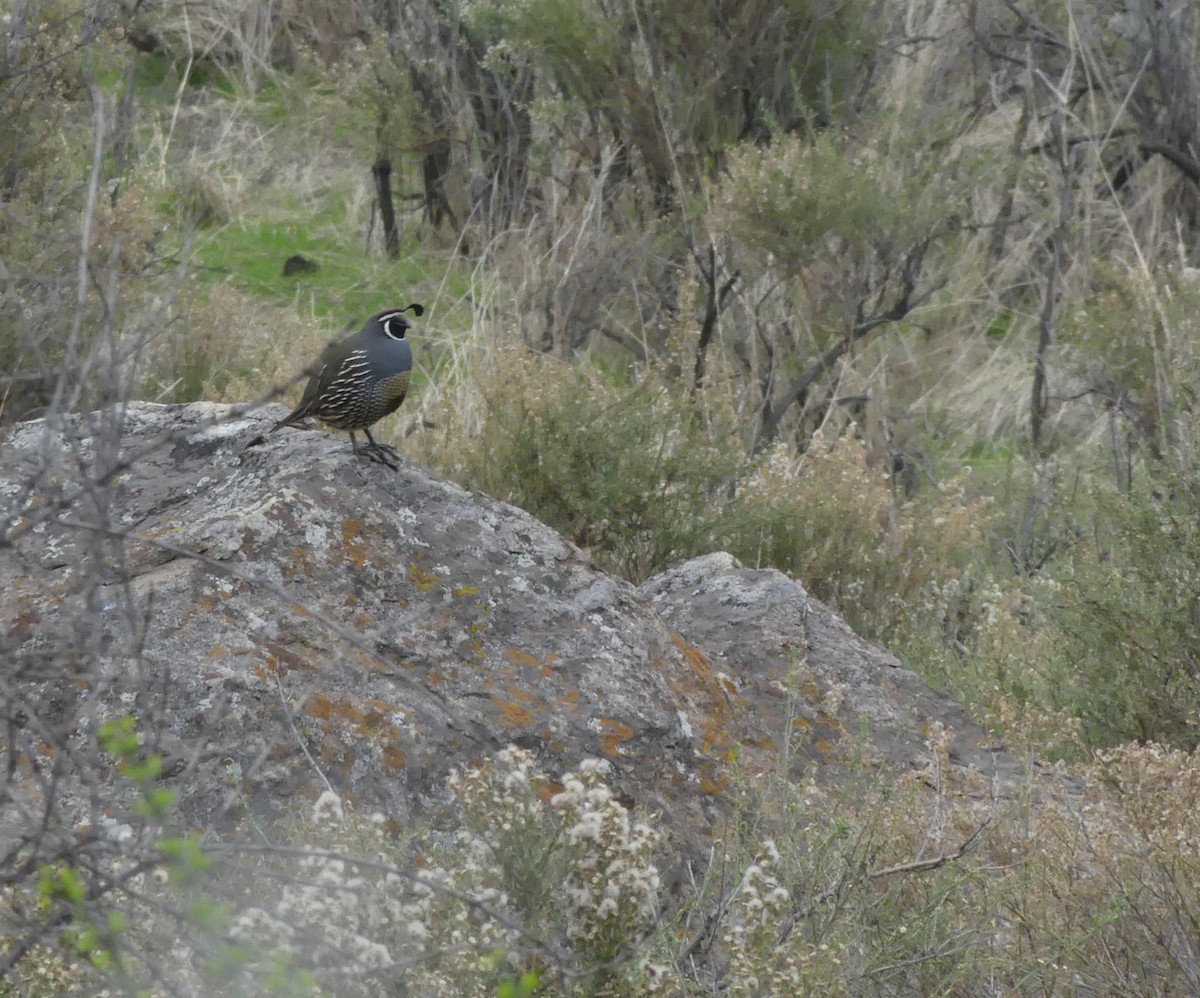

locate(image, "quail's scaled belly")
[[379, 370, 411, 412], [319, 371, 409, 430]]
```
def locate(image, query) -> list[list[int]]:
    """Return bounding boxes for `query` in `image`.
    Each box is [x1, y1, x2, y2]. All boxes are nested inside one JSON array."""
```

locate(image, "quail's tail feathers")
[[271, 401, 310, 432]]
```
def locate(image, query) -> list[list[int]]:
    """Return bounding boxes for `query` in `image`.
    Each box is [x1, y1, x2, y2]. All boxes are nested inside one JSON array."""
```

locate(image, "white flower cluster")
[[406, 861, 519, 981], [549, 755, 662, 948], [229, 854, 401, 982], [450, 745, 668, 985], [229, 791, 457, 992], [732, 839, 790, 930], [447, 743, 546, 833], [724, 839, 796, 996], [224, 747, 669, 994]]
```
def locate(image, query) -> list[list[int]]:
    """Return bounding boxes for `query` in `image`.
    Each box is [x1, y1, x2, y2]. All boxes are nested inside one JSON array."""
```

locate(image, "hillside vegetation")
[[3, 0, 1200, 994]]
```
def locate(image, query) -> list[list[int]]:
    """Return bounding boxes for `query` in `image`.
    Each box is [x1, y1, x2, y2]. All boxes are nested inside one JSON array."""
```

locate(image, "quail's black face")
[[375, 302, 424, 341], [378, 312, 410, 340]]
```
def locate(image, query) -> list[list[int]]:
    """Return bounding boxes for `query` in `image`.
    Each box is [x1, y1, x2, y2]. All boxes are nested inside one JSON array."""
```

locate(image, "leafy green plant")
[[729, 429, 995, 645], [1042, 469, 1200, 748], [436, 345, 748, 581]]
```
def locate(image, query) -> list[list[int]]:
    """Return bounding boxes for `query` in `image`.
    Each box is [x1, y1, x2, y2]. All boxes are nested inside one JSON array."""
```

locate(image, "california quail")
[[273, 304, 424, 468]]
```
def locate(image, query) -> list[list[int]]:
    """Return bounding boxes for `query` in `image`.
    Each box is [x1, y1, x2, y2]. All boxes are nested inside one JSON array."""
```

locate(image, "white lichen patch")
[[184, 420, 258, 444]]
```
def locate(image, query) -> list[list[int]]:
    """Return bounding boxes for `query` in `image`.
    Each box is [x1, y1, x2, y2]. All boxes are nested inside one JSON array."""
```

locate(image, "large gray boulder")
[[640, 553, 1020, 791], [0, 402, 1019, 844]]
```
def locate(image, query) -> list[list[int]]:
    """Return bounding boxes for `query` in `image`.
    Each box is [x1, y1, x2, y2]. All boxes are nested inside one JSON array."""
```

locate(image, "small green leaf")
[[98, 716, 140, 758], [157, 833, 212, 882], [38, 864, 86, 905], [134, 785, 177, 818]]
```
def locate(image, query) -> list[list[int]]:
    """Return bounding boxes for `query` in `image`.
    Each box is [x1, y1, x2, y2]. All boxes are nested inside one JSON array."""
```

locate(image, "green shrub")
[[430, 345, 997, 659], [730, 430, 995, 646], [908, 454, 1200, 756], [1042, 469, 1200, 747], [436, 346, 748, 582]]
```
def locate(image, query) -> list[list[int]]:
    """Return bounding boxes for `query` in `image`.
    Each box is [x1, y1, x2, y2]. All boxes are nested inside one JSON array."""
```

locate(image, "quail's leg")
[[360, 427, 400, 469]]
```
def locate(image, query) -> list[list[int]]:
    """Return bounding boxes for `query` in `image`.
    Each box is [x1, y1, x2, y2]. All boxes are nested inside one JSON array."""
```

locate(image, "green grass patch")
[[192, 219, 457, 322], [94, 50, 234, 102], [961, 440, 1015, 465], [985, 309, 1015, 340]]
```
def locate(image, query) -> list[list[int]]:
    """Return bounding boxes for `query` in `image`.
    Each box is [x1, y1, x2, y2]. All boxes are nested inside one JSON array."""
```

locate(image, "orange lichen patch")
[[286, 546, 315, 581], [597, 717, 636, 757], [505, 647, 542, 669], [673, 633, 714, 681], [305, 693, 411, 772], [699, 774, 728, 795], [350, 647, 388, 673], [536, 778, 565, 804], [494, 698, 535, 728], [700, 722, 734, 758], [556, 689, 581, 710], [502, 684, 541, 710], [692, 710, 734, 758], [198, 593, 218, 612], [238, 528, 261, 558], [714, 673, 737, 696], [207, 646, 227, 658], [360, 706, 386, 735], [306, 693, 366, 724], [342, 519, 370, 568], [659, 636, 751, 763], [368, 698, 410, 721], [6, 608, 40, 642], [795, 679, 823, 702], [263, 643, 318, 677], [407, 561, 440, 593]]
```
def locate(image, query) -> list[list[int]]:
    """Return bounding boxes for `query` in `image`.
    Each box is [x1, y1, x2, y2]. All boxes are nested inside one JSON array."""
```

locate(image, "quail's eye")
[[383, 316, 407, 340]]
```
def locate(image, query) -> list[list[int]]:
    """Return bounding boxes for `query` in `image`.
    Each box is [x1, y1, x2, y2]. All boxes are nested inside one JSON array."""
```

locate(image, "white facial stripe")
[[380, 313, 409, 340]]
